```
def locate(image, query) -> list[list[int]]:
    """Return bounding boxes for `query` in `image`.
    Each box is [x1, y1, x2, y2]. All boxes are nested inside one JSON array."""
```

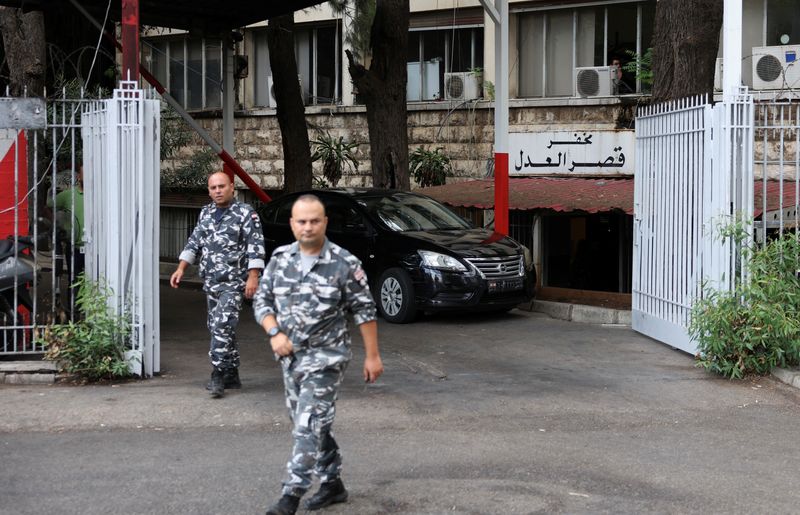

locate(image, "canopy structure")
[[420, 178, 635, 214], [0, 0, 326, 33]]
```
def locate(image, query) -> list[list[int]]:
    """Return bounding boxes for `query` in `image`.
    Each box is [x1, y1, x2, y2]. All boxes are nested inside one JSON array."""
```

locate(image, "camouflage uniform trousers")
[[206, 290, 243, 371], [280, 353, 348, 497]]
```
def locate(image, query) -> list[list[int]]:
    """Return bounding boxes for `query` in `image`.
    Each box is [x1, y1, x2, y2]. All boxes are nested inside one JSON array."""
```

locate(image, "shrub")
[[689, 229, 800, 378], [409, 146, 452, 188], [39, 275, 134, 382], [311, 131, 360, 187]]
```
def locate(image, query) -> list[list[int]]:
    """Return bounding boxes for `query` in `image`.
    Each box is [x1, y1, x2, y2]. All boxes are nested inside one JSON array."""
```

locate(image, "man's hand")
[[363, 355, 383, 383], [245, 273, 259, 299], [170, 268, 183, 289], [270, 333, 294, 357]]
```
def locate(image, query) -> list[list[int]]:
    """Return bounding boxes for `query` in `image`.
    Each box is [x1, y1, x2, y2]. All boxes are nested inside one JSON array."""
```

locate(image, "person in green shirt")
[[47, 166, 85, 281]]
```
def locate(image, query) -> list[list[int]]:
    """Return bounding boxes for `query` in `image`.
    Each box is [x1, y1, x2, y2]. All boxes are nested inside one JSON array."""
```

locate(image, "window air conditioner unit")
[[574, 66, 616, 97], [752, 45, 800, 90], [266, 74, 304, 107], [444, 72, 481, 101], [714, 58, 723, 91]]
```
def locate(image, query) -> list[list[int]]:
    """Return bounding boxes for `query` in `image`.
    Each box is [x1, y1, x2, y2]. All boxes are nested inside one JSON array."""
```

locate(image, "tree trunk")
[[266, 14, 312, 193], [651, 0, 723, 103], [346, 0, 409, 190], [0, 7, 46, 97]]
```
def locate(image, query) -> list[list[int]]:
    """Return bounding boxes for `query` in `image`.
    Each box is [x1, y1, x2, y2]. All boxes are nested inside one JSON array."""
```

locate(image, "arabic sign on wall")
[[509, 130, 634, 176]]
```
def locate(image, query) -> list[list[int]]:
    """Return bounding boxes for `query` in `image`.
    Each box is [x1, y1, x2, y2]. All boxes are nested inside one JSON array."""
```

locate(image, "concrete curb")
[[531, 299, 631, 326], [771, 367, 800, 390], [0, 361, 57, 384]]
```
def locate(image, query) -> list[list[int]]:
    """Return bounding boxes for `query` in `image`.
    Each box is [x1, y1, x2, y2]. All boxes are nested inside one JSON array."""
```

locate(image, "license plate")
[[488, 278, 523, 292]]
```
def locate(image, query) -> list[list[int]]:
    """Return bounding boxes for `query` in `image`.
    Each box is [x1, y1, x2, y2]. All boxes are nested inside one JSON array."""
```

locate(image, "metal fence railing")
[[0, 85, 161, 377], [633, 89, 755, 355], [753, 102, 800, 242]]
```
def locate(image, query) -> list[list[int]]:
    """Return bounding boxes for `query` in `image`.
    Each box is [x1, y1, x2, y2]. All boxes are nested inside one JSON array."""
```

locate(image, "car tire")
[[377, 268, 417, 323]]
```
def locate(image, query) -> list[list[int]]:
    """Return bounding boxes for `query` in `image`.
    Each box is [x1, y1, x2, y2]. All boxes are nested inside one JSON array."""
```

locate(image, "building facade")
[[149, 0, 798, 308]]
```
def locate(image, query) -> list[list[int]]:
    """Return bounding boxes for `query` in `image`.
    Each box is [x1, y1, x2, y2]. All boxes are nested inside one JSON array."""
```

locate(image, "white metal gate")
[[82, 82, 161, 376], [633, 90, 754, 354], [0, 83, 160, 377]]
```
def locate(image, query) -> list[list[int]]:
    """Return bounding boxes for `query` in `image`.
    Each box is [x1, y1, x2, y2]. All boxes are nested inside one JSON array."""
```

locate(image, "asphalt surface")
[[2, 285, 800, 514]]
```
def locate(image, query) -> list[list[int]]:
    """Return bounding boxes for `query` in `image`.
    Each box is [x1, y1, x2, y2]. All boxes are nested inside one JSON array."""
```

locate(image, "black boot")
[[205, 368, 241, 390], [224, 368, 241, 389], [265, 494, 299, 515], [304, 478, 348, 511], [209, 368, 224, 398]]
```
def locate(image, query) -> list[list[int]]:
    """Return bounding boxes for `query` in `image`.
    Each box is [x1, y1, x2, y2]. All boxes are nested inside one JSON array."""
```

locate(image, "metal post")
[[722, 0, 742, 97], [479, 0, 510, 235], [121, 0, 140, 83], [222, 36, 235, 155], [68, 0, 270, 203], [494, 0, 509, 235]]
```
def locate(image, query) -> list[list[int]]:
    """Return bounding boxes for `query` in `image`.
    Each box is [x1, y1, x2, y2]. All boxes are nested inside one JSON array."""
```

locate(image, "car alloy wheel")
[[381, 276, 402, 316], [377, 268, 416, 323]]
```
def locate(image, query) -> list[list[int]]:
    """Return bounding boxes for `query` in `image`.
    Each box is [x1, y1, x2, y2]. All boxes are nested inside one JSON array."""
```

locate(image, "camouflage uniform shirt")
[[179, 199, 266, 293], [253, 238, 377, 368]]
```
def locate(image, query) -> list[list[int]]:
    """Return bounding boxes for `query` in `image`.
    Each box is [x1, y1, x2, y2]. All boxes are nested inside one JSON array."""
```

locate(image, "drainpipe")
[[69, 0, 271, 203]]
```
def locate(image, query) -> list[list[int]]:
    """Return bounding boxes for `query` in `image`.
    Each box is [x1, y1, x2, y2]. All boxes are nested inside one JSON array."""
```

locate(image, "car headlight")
[[418, 250, 467, 272]]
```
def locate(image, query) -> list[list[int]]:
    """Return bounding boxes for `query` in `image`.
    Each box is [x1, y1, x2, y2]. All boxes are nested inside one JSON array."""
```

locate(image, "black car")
[[258, 189, 536, 323]]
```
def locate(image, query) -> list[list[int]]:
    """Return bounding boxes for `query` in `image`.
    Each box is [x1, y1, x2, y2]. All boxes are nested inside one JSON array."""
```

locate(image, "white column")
[[722, 0, 743, 96]]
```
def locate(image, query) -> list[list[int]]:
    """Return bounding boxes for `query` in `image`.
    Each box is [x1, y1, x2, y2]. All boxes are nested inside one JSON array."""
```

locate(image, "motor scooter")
[[0, 235, 38, 349]]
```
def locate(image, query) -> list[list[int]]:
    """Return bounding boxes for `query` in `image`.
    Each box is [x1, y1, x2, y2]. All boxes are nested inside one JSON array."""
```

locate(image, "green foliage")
[[160, 148, 216, 190], [689, 224, 800, 379], [311, 131, 360, 187], [328, 0, 376, 64], [312, 175, 331, 189], [409, 146, 452, 188], [39, 275, 134, 382], [623, 48, 653, 87], [160, 101, 193, 160], [159, 101, 216, 190], [484, 80, 495, 101]]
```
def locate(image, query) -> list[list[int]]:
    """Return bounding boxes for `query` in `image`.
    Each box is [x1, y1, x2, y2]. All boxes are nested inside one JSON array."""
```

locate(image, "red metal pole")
[[69, 0, 271, 202], [494, 152, 509, 235], [121, 0, 140, 82]]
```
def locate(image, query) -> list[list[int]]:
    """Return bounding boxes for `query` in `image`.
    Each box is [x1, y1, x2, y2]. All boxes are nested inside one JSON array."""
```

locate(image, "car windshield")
[[362, 194, 473, 232]]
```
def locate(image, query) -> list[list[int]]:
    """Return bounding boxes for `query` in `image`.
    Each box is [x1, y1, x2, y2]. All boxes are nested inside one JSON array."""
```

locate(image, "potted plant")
[[409, 146, 453, 188], [310, 131, 360, 187]]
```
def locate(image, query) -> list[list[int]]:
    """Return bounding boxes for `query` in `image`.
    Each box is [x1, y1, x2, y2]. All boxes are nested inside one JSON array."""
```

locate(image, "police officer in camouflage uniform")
[[254, 194, 383, 515], [170, 171, 266, 398]]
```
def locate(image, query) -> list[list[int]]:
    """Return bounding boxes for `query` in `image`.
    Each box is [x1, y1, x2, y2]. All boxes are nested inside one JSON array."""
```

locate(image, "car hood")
[[403, 229, 523, 258]]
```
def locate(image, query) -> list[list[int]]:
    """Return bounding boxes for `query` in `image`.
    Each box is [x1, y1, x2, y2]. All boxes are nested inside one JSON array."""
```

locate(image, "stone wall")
[[165, 99, 634, 191]]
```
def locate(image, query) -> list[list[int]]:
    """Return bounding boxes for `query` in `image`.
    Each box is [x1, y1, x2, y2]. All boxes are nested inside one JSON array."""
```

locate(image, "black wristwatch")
[[267, 326, 281, 338]]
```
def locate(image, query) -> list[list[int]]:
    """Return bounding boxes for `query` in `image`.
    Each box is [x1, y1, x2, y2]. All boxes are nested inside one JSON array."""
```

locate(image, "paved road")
[[2, 286, 799, 514]]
